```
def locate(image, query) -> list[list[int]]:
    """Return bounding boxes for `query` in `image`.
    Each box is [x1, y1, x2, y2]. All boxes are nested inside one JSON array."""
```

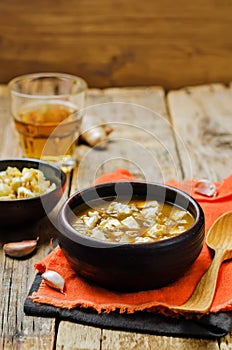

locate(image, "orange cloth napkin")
[[31, 169, 232, 315]]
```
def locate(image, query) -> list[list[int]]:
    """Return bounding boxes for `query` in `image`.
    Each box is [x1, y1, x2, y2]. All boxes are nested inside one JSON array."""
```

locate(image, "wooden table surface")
[[0, 83, 232, 349]]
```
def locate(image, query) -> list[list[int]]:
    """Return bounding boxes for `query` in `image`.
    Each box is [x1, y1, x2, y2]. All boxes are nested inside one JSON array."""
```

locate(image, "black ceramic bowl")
[[0, 158, 66, 228], [57, 181, 205, 291]]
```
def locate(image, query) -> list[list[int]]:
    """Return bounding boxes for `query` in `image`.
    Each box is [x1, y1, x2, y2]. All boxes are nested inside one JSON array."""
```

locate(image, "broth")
[[71, 198, 194, 244]]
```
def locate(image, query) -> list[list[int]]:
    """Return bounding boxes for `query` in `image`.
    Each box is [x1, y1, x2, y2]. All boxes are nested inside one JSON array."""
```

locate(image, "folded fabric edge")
[[30, 286, 227, 319]]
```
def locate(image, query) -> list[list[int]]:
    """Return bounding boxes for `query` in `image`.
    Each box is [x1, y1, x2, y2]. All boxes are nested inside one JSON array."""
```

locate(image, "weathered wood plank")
[[0, 84, 65, 349], [0, 1, 232, 89], [101, 329, 219, 350], [56, 322, 101, 350], [0, 84, 228, 349], [72, 86, 182, 193], [167, 83, 232, 182], [0, 216, 59, 349], [219, 334, 232, 350], [167, 83, 232, 350]]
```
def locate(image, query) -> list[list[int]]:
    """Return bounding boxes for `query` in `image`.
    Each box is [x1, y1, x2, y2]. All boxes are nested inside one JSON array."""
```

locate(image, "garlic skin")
[[3, 237, 39, 258], [194, 179, 217, 197], [81, 126, 111, 148], [42, 270, 65, 293], [80, 115, 114, 148]]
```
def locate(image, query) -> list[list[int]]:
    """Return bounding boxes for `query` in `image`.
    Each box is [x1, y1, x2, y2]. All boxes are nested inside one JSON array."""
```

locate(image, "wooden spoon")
[[172, 211, 232, 314]]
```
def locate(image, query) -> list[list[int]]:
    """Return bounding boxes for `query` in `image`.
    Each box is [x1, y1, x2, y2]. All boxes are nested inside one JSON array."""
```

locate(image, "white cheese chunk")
[[121, 216, 139, 229], [100, 218, 122, 230]]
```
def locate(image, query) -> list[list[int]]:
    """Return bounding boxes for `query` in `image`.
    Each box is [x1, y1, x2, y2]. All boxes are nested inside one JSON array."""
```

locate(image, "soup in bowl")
[[57, 181, 205, 291]]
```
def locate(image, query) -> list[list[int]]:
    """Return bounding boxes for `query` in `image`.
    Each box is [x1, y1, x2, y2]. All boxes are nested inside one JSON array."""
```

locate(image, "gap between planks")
[[56, 322, 220, 350]]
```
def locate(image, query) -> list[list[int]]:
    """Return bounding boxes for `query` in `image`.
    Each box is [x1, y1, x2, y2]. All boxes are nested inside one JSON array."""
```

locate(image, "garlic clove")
[[81, 126, 108, 147], [42, 270, 65, 293], [194, 179, 217, 197], [80, 121, 114, 148], [3, 237, 39, 258]]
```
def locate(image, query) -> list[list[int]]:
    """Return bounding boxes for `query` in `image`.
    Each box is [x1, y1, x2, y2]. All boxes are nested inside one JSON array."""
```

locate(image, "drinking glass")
[[8, 72, 88, 171]]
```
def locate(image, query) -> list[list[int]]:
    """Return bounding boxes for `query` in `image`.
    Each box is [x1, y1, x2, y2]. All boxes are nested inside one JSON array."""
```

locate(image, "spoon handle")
[[174, 249, 227, 314]]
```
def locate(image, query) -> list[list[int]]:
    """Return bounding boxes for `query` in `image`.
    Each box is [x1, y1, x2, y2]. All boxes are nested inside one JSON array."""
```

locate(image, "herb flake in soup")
[[71, 199, 194, 244]]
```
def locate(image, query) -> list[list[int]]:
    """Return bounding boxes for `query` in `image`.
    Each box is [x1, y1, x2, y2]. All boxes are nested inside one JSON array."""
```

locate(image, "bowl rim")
[[0, 157, 66, 202], [58, 181, 205, 249]]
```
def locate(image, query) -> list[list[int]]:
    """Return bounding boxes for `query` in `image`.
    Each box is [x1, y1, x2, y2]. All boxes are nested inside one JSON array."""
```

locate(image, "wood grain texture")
[[220, 336, 232, 350], [71, 86, 182, 192], [56, 322, 101, 350], [0, 217, 57, 349], [167, 83, 232, 182], [0, 87, 67, 349], [0, 1, 232, 89], [0, 84, 230, 349], [101, 330, 219, 350]]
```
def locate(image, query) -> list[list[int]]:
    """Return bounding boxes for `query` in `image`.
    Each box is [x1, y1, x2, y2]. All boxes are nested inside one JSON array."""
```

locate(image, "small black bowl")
[[57, 181, 205, 291], [0, 158, 66, 228]]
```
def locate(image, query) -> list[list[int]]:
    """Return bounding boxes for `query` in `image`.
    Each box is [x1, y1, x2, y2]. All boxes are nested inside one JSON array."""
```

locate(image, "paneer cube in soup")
[[71, 198, 194, 243]]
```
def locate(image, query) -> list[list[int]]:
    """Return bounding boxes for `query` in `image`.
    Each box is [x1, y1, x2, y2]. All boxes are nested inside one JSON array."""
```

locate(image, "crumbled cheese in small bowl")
[[0, 158, 66, 228]]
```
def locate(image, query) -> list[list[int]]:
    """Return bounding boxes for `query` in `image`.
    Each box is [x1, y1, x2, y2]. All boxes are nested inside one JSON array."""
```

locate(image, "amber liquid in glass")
[[14, 101, 82, 168]]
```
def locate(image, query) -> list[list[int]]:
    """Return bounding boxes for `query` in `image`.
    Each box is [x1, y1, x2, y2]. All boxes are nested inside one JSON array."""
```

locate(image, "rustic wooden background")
[[1, 83, 232, 349], [0, 0, 232, 89]]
